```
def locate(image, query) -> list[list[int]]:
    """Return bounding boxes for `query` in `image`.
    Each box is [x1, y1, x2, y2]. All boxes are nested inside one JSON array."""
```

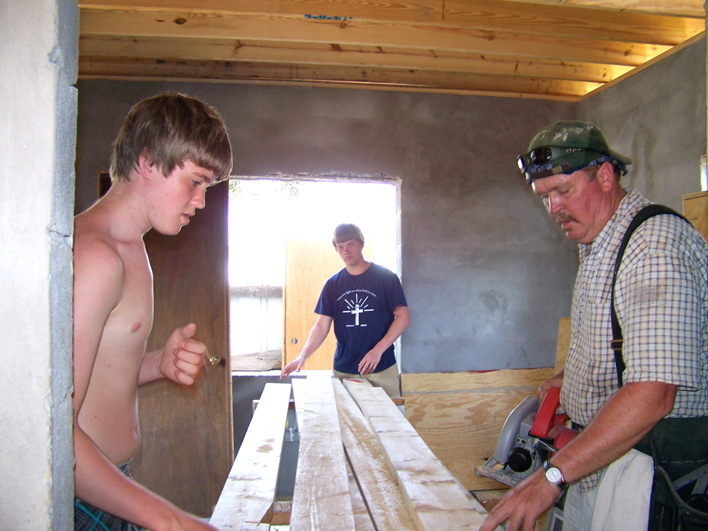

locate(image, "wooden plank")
[[79, 9, 673, 66], [77, 55, 600, 100], [333, 379, 419, 531], [402, 368, 555, 393], [79, 1, 705, 43], [210, 383, 292, 529], [345, 458, 376, 531], [75, 0, 704, 100], [291, 373, 355, 530], [344, 379, 487, 530], [519, 0, 706, 18], [79, 35, 630, 84]]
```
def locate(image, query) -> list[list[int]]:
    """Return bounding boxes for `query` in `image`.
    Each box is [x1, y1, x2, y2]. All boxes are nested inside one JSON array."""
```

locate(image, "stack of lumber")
[[210, 371, 488, 530]]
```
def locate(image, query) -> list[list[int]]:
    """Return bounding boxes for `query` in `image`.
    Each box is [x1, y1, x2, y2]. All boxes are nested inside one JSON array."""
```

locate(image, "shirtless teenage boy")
[[73, 93, 233, 530]]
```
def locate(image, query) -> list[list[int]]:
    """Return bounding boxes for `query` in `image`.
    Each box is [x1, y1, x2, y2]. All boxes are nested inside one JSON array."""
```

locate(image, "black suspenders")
[[609, 204, 689, 387]]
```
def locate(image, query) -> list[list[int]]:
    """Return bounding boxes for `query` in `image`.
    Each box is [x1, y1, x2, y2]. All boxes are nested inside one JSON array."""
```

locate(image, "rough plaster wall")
[[1, 0, 77, 529], [577, 37, 707, 206], [76, 34, 706, 376], [76, 82, 577, 374]]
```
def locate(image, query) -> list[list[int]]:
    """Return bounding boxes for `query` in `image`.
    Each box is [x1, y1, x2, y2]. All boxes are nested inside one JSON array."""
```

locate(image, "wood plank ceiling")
[[79, 1, 706, 102]]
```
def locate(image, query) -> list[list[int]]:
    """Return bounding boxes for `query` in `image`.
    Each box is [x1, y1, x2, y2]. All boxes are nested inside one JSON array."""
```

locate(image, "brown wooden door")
[[132, 180, 233, 518], [283, 239, 342, 370]]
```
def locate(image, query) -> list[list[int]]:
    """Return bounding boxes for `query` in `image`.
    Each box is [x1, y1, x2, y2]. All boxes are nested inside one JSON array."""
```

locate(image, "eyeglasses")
[[516, 146, 589, 174]]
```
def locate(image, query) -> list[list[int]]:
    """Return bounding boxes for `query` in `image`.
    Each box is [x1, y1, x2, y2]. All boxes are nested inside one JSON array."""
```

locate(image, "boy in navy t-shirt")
[[280, 223, 409, 397]]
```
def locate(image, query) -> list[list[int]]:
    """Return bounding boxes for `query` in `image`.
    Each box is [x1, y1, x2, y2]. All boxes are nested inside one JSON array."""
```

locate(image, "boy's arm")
[[358, 305, 410, 375], [138, 323, 210, 386], [280, 314, 333, 378], [73, 240, 217, 531]]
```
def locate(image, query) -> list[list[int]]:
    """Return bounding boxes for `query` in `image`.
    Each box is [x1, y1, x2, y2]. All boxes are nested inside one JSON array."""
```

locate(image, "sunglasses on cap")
[[517, 146, 605, 184]]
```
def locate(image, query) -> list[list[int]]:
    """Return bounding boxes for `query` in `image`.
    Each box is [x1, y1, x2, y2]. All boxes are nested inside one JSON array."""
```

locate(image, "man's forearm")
[[551, 381, 676, 483]]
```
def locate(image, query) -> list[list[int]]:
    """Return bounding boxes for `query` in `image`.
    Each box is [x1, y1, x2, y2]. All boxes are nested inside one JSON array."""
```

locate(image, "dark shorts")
[[74, 463, 144, 531]]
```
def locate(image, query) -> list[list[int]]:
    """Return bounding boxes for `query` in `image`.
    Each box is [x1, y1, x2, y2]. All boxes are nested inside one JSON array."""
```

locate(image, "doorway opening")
[[227, 175, 401, 372]]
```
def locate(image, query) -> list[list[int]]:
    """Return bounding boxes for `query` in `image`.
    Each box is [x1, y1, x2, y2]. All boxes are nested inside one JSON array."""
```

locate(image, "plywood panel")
[[401, 368, 555, 491], [682, 190, 708, 241], [555, 317, 571, 374]]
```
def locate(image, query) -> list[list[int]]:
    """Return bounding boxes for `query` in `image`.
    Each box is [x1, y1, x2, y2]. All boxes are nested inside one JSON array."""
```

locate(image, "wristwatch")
[[543, 460, 568, 490]]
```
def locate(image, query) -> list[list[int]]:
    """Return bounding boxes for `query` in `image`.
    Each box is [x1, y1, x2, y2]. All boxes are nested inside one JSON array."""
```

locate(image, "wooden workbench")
[[210, 371, 488, 530]]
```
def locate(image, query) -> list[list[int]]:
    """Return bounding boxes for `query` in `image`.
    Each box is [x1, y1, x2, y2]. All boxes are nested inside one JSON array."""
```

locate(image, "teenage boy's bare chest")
[[106, 244, 154, 351]]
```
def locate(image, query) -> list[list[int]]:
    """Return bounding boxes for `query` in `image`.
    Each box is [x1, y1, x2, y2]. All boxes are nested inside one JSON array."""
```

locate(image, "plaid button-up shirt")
[[561, 188, 708, 491]]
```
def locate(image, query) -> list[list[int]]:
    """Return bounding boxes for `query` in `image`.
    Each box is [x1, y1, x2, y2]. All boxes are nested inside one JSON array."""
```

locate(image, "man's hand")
[[538, 370, 564, 403], [358, 349, 382, 375], [160, 323, 208, 385], [280, 357, 305, 379], [480, 468, 561, 531]]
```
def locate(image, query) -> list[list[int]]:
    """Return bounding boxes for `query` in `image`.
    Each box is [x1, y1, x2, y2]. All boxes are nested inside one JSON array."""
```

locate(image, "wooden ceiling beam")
[[77, 3, 703, 46], [78, 55, 600, 99], [510, 0, 706, 18], [80, 35, 632, 84], [78, 0, 706, 32], [76, 1, 705, 100], [79, 9, 672, 66]]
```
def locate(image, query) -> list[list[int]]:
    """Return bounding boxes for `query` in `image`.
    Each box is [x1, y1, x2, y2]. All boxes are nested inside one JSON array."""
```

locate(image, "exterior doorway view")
[[227, 176, 400, 372]]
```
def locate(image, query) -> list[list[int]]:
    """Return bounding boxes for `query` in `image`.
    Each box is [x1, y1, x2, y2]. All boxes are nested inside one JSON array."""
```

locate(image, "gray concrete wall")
[[577, 37, 707, 206], [75, 37, 706, 376], [76, 82, 577, 374], [0, 0, 77, 529]]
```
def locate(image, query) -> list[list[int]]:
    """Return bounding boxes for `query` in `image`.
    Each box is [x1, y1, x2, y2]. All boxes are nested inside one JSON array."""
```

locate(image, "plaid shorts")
[[74, 463, 144, 531]]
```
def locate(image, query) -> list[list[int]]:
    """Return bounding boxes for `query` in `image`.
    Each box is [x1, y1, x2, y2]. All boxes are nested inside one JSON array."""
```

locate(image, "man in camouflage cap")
[[481, 121, 708, 531]]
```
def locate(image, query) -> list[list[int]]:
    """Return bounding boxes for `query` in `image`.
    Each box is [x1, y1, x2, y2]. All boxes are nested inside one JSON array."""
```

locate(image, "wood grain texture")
[[555, 317, 571, 374], [345, 458, 376, 531], [344, 379, 487, 530], [401, 368, 555, 490], [291, 374, 355, 530], [211, 383, 291, 529], [77, 0, 704, 100], [682, 190, 708, 241], [132, 180, 233, 517], [333, 378, 419, 531]]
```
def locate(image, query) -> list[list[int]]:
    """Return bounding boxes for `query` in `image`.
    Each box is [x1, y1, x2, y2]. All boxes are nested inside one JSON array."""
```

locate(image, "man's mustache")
[[554, 212, 577, 225]]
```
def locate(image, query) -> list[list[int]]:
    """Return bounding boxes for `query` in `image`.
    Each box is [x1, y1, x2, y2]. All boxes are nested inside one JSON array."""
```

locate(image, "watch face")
[[546, 467, 563, 484]]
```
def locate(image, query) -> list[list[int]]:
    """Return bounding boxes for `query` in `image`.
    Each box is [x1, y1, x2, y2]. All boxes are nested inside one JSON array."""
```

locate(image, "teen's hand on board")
[[280, 357, 305, 379], [358, 350, 382, 375], [160, 323, 208, 385]]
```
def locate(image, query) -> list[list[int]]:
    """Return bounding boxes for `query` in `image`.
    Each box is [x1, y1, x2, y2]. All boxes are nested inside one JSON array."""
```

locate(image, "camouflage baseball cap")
[[517, 120, 632, 184]]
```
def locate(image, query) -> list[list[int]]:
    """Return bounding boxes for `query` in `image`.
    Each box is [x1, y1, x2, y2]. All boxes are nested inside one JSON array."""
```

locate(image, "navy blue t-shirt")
[[315, 263, 407, 374]]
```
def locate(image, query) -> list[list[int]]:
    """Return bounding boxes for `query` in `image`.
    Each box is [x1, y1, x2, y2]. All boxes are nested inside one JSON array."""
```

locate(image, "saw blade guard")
[[492, 394, 540, 463]]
